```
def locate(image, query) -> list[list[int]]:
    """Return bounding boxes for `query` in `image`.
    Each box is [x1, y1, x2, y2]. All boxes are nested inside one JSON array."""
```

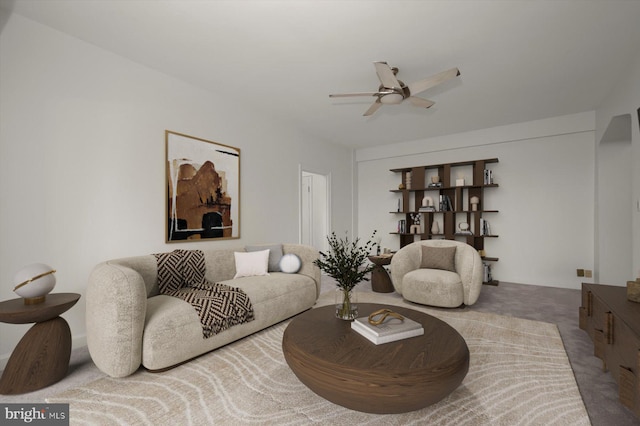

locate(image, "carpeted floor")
[[1, 277, 638, 425], [44, 291, 589, 425]]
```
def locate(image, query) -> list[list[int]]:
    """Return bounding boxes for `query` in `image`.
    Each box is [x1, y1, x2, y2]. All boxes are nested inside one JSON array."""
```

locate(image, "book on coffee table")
[[351, 315, 424, 345]]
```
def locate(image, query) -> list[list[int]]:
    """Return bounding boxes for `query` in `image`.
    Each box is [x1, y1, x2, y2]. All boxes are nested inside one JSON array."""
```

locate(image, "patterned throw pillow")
[[420, 245, 457, 272], [154, 249, 207, 293]]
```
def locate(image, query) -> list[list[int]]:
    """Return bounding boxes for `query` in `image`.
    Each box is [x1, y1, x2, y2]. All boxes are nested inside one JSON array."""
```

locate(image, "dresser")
[[579, 283, 640, 417]]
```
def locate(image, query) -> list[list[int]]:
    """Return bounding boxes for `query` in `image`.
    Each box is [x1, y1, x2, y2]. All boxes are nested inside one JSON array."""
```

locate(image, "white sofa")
[[86, 244, 320, 377], [390, 240, 483, 308]]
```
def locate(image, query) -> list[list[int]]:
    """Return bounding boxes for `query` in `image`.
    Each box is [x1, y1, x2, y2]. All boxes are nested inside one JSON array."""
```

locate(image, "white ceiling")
[[3, 0, 640, 149]]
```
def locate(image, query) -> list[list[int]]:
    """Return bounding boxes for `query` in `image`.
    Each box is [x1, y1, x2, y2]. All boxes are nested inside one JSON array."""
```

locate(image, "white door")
[[301, 171, 329, 252]]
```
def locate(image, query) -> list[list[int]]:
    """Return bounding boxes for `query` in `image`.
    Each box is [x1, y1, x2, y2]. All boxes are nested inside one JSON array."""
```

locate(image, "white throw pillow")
[[233, 249, 270, 279]]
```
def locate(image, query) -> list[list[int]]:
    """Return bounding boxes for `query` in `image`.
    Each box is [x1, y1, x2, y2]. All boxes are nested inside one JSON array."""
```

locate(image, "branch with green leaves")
[[313, 231, 378, 292]]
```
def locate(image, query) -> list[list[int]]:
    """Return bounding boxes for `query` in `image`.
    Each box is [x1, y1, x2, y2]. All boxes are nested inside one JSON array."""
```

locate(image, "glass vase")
[[335, 288, 358, 320]]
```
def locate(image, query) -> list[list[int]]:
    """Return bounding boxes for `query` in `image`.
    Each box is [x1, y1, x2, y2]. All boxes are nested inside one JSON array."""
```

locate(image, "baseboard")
[[0, 334, 87, 371]]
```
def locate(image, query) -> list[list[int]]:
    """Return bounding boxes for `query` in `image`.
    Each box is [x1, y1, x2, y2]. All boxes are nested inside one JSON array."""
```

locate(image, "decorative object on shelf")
[[405, 171, 412, 189], [398, 183, 406, 190], [410, 214, 421, 234], [313, 231, 378, 320], [13, 263, 56, 305], [470, 196, 480, 211], [458, 223, 472, 235], [456, 178, 465, 187], [431, 176, 440, 184], [166, 131, 240, 242], [431, 221, 440, 235], [627, 278, 640, 303], [419, 196, 435, 212]]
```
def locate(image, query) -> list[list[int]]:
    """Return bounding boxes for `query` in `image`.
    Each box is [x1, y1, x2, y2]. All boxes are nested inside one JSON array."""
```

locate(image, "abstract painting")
[[165, 131, 240, 242]]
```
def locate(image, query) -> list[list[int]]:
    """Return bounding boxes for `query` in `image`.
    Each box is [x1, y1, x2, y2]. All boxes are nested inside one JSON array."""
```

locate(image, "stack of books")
[[351, 315, 424, 345]]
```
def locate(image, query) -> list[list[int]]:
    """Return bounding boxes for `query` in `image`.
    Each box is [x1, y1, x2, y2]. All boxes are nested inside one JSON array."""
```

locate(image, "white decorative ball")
[[13, 263, 57, 299], [279, 254, 301, 274]]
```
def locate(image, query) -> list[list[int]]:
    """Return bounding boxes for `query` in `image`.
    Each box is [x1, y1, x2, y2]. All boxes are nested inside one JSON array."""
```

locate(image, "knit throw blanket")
[[153, 249, 254, 338]]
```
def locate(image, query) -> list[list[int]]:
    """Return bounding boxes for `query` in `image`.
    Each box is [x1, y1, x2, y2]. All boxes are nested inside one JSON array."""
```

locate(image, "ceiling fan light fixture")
[[330, 62, 460, 116], [379, 93, 404, 104]]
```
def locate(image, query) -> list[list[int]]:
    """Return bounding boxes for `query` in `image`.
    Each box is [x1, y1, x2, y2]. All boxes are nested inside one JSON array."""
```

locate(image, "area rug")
[[47, 291, 590, 425]]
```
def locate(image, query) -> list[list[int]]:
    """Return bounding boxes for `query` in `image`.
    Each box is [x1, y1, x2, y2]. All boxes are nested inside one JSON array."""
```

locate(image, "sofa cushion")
[[420, 245, 456, 272], [233, 250, 270, 278], [403, 268, 464, 307], [142, 273, 317, 370], [246, 244, 283, 272]]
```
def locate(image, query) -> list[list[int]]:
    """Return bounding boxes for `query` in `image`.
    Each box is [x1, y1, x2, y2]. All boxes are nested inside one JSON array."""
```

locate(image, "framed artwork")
[[165, 131, 240, 242]]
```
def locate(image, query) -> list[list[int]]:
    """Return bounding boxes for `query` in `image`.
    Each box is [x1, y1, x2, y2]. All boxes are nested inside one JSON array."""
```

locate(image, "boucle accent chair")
[[390, 240, 483, 308], [86, 244, 320, 378]]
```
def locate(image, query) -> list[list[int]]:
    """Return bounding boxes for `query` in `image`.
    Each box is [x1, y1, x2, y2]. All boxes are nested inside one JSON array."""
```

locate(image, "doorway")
[[300, 170, 330, 252], [596, 113, 632, 283]]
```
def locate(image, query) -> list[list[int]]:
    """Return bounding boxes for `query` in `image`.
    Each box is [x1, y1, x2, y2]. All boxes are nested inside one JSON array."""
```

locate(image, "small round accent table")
[[0, 293, 80, 395], [368, 254, 394, 293], [282, 303, 469, 414]]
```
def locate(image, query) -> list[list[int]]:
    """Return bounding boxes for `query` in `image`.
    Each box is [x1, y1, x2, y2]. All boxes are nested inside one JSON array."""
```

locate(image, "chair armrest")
[[456, 249, 483, 305], [86, 261, 147, 377], [283, 244, 321, 298], [390, 245, 422, 295]]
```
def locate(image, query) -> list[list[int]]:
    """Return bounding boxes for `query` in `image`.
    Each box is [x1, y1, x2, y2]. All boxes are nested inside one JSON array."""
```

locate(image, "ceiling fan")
[[329, 61, 460, 116]]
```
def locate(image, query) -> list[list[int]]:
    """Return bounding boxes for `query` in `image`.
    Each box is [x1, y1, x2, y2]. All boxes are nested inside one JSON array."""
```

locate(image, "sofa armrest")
[[86, 261, 148, 377], [282, 244, 321, 297]]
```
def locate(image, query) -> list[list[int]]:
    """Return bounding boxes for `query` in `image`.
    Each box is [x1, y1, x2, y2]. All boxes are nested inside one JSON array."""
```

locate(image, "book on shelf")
[[480, 218, 491, 236], [439, 195, 454, 211], [483, 169, 494, 185], [351, 315, 424, 345]]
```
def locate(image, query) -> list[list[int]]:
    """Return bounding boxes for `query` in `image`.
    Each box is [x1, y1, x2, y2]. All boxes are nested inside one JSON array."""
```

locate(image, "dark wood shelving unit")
[[390, 158, 499, 284]]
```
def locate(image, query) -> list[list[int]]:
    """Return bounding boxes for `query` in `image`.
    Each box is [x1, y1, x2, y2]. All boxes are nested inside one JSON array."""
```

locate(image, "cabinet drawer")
[[619, 356, 640, 417]]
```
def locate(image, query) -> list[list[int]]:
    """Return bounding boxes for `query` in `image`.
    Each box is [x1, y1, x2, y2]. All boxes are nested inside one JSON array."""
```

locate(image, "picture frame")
[[165, 130, 240, 242]]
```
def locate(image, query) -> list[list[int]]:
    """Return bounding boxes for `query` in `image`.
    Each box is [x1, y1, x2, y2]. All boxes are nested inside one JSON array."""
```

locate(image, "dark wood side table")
[[0, 293, 80, 395], [368, 254, 394, 293]]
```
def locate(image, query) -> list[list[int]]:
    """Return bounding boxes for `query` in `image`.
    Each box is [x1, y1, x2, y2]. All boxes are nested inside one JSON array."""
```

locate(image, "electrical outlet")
[[585, 269, 592, 278], [577, 269, 584, 277]]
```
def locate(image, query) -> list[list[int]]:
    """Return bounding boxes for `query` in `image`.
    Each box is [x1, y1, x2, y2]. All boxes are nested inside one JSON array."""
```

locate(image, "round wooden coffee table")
[[282, 303, 469, 414]]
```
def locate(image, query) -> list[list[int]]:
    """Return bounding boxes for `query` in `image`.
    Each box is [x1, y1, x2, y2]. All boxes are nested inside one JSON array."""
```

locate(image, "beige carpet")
[[47, 292, 590, 425]]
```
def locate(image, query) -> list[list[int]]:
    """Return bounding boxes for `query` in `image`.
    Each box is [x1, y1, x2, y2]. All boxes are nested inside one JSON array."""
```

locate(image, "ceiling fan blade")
[[329, 92, 379, 98], [363, 99, 382, 116], [374, 61, 401, 89], [407, 67, 461, 96], [408, 96, 435, 109]]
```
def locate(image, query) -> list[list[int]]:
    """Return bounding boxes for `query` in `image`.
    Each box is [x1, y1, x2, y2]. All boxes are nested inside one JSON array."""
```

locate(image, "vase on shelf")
[[431, 221, 440, 234], [335, 288, 358, 320]]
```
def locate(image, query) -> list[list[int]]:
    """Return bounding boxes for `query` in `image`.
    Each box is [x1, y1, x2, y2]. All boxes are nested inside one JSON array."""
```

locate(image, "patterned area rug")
[[47, 292, 590, 425]]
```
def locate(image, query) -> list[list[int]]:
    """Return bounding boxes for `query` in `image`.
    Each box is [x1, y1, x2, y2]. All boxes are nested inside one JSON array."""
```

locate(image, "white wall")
[[0, 13, 353, 365], [356, 112, 596, 289], [595, 47, 640, 281]]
